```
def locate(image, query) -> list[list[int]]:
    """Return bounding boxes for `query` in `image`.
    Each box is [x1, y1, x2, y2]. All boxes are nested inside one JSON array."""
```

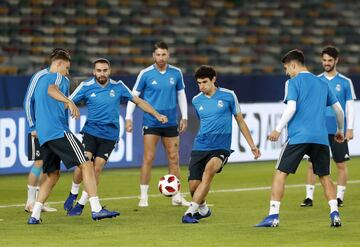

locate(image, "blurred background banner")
[[1, 102, 360, 175]]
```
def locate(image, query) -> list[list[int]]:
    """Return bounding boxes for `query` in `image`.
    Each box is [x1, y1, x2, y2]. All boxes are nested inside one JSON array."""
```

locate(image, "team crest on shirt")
[[217, 100, 224, 108], [109, 89, 115, 97], [335, 84, 341, 92], [35, 150, 40, 157], [169, 77, 175, 85]]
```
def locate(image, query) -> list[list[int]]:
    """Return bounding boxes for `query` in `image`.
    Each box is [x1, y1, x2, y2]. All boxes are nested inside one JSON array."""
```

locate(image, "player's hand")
[[334, 131, 345, 143], [251, 147, 261, 160], [126, 119, 133, 133], [31, 130, 38, 138], [345, 129, 353, 141], [156, 114, 168, 124], [67, 100, 80, 119], [179, 119, 187, 134], [267, 130, 281, 142]]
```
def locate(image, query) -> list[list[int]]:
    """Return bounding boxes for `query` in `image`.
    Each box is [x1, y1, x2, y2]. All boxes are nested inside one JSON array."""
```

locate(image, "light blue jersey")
[[192, 88, 241, 151], [134, 64, 185, 128], [318, 73, 357, 134], [23, 68, 49, 132], [70, 78, 134, 141], [34, 72, 70, 145], [284, 71, 338, 145]]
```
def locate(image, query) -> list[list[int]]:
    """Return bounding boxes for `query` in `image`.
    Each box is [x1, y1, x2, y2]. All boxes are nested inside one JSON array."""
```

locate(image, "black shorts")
[[42, 132, 89, 174], [277, 141, 330, 176], [82, 132, 116, 161], [143, 125, 179, 137], [328, 134, 350, 163], [27, 133, 43, 161], [188, 149, 231, 180]]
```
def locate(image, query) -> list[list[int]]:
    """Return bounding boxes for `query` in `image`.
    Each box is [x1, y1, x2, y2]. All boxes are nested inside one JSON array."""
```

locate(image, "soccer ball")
[[158, 174, 180, 197]]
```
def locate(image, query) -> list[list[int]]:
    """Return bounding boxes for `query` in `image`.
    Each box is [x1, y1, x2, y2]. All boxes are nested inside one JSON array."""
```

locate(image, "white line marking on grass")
[[1, 180, 360, 209]]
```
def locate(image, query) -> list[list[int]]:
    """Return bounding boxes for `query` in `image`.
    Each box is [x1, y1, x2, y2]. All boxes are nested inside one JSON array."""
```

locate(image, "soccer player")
[[125, 41, 189, 207], [300, 46, 356, 207], [63, 58, 168, 215], [255, 49, 344, 228], [27, 50, 119, 224], [182, 65, 261, 223], [23, 48, 70, 213]]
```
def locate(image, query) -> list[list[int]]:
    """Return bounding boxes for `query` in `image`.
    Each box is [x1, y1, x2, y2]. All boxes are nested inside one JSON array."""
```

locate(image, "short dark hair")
[[50, 48, 71, 62], [153, 40, 168, 52], [194, 65, 217, 80], [93, 58, 111, 67], [321, 45, 339, 59], [281, 49, 305, 65]]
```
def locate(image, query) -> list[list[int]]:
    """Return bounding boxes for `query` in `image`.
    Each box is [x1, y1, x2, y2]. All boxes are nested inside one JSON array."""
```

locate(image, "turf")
[[0, 158, 359, 247]]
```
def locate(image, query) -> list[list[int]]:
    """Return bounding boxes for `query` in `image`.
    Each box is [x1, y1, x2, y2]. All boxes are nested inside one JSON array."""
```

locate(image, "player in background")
[[125, 41, 189, 207], [63, 58, 168, 215], [182, 65, 260, 223], [300, 46, 356, 207], [255, 49, 344, 228], [23, 48, 69, 213], [28, 50, 119, 224]]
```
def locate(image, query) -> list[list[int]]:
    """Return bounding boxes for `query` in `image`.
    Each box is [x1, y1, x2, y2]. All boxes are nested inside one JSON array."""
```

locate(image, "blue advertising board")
[[0, 107, 196, 175]]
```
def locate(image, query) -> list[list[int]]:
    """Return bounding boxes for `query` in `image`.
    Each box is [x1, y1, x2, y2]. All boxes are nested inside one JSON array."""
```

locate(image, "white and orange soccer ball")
[[158, 174, 180, 197]]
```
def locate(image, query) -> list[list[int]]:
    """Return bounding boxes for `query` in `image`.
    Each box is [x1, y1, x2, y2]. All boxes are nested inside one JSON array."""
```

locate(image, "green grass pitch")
[[0, 158, 359, 247]]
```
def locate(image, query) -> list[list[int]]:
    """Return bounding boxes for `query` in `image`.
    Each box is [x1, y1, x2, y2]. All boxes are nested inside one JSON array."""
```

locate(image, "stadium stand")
[[0, 0, 360, 75]]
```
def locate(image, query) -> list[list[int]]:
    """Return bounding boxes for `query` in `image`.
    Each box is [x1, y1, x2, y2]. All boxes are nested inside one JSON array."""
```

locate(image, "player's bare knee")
[[336, 163, 347, 171]]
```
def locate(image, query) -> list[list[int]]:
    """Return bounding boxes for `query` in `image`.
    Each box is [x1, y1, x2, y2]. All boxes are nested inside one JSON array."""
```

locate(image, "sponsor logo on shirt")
[[110, 89, 115, 97], [170, 77, 175, 85], [336, 84, 341, 92], [151, 80, 157, 85], [217, 100, 224, 108], [90, 92, 96, 97]]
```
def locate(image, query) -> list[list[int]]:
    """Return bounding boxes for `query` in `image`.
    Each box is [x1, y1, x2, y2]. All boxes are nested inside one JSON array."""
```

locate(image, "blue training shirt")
[[133, 64, 185, 128], [34, 72, 70, 145], [284, 71, 338, 145], [192, 87, 241, 151], [318, 73, 357, 134], [23, 68, 49, 132], [70, 78, 134, 141]]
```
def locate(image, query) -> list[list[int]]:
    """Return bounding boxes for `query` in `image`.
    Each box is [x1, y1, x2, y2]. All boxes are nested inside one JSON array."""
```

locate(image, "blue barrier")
[[0, 107, 197, 175]]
